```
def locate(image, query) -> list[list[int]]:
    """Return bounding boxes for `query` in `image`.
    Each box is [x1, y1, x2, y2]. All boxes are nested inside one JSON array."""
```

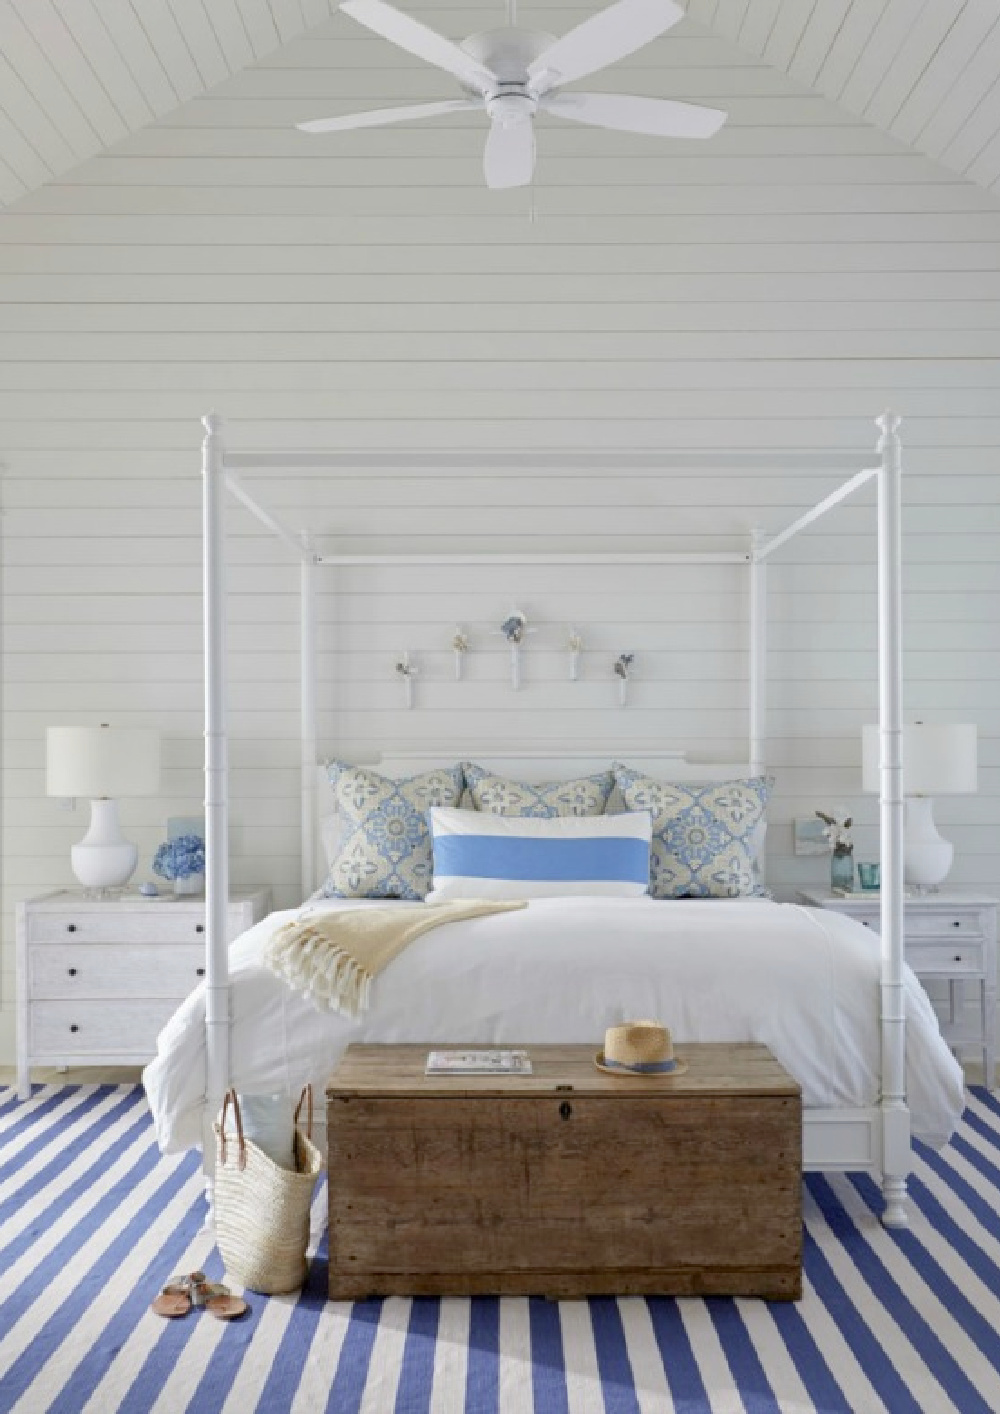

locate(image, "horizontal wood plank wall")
[[1, 11, 999, 1060]]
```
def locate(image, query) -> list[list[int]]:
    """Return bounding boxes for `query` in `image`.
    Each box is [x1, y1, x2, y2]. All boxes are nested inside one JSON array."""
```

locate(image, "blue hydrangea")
[[153, 833, 205, 881]]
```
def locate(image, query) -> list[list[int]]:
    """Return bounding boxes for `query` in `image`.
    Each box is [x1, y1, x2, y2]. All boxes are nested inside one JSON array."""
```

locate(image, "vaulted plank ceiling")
[[693, 0, 1000, 192], [0, 0, 329, 206], [0, 0, 999, 209]]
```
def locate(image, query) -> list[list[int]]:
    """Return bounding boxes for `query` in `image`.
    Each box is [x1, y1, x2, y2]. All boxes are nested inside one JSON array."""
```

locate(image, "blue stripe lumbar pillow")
[[427, 807, 652, 901]]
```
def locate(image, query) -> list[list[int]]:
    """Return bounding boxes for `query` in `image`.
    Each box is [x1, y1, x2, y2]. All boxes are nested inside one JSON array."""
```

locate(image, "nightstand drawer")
[[27, 909, 237, 946], [30, 999, 181, 1056], [29, 945, 206, 1000], [904, 911, 984, 941], [906, 943, 985, 977], [840, 909, 984, 941]]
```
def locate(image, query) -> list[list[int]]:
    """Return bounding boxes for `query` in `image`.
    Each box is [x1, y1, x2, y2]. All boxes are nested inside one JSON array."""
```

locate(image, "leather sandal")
[[191, 1281, 229, 1307], [151, 1270, 209, 1318], [151, 1292, 191, 1318], [206, 1293, 249, 1320], [151, 1271, 248, 1321]]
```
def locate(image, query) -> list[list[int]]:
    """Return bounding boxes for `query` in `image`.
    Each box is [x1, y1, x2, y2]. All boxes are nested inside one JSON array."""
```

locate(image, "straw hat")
[[595, 1019, 687, 1076]]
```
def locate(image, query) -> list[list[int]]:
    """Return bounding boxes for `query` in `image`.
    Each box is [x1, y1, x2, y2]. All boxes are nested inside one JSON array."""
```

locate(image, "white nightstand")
[[797, 888, 997, 1089], [15, 888, 271, 1101]]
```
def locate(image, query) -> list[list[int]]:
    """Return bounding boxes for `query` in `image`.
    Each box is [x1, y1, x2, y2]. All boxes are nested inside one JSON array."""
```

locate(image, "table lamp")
[[862, 722, 977, 891], [47, 724, 161, 892]]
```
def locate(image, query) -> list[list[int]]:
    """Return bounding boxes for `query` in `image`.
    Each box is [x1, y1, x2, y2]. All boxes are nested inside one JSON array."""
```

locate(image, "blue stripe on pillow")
[[432, 833, 650, 884]]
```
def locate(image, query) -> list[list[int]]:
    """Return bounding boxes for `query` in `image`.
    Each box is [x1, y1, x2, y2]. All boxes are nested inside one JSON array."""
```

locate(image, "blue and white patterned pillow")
[[321, 761, 464, 900], [427, 807, 651, 901], [463, 762, 613, 817], [612, 765, 772, 899]]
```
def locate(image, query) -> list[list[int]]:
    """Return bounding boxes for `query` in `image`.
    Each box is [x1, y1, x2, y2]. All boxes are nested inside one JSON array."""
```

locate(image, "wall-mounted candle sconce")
[[613, 652, 634, 708], [567, 628, 583, 682], [451, 627, 469, 681], [498, 609, 535, 690], [395, 652, 418, 709]]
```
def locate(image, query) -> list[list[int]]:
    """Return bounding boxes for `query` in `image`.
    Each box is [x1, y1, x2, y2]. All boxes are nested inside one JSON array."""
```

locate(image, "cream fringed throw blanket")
[[263, 900, 527, 1018]]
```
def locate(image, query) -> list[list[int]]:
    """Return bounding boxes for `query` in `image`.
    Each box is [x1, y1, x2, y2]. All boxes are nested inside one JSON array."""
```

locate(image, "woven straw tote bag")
[[214, 1086, 322, 1294]]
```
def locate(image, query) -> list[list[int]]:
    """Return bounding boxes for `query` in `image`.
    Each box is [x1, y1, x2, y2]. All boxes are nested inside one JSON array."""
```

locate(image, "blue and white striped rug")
[[2, 1083, 999, 1414]]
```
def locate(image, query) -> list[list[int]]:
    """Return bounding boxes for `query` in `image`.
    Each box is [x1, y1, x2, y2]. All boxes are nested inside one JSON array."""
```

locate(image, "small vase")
[[831, 850, 854, 892], [174, 873, 204, 897]]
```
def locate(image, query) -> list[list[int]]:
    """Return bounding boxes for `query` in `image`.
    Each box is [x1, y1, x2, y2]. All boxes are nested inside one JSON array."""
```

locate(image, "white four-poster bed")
[[196, 410, 915, 1225]]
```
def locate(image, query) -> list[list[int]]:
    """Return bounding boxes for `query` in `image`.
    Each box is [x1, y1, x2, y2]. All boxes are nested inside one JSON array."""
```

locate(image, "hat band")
[[601, 1057, 678, 1074]]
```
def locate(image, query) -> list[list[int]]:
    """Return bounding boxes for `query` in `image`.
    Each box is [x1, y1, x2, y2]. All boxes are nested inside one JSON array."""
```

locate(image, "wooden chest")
[[326, 1042, 802, 1300]]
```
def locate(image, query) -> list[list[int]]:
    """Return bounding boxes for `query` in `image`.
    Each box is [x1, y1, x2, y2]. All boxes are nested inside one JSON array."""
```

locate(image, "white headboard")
[[312, 749, 754, 895]]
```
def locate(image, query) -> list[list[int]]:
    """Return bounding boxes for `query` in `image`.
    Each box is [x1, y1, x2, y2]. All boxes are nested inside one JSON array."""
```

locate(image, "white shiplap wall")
[[2, 11, 999, 1063]]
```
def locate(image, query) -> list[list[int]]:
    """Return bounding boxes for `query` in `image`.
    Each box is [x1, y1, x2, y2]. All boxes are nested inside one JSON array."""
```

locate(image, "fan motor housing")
[[486, 89, 537, 125], [460, 28, 556, 84]]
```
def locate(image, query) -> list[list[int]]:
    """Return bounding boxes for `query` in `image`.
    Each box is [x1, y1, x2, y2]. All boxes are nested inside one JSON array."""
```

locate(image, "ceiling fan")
[[297, 0, 727, 189]]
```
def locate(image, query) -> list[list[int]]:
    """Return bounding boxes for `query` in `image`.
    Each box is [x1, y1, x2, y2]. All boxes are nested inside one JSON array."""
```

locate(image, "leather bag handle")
[[218, 1088, 247, 1172], [294, 1084, 313, 1140]]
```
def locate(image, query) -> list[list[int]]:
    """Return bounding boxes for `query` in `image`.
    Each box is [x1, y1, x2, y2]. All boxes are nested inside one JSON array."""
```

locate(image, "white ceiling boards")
[[0, 0, 320, 205], [0, 1, 998, 208], [692, 0, 1000, 193]]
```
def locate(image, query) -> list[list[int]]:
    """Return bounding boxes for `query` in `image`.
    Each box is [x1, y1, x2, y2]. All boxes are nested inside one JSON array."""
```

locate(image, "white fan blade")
[[527, 0, 684, 92], [541, 91, 726, 139], [298, 99, 480, 133], [484, 121, 536, 189], [340, 0, 495, 91]]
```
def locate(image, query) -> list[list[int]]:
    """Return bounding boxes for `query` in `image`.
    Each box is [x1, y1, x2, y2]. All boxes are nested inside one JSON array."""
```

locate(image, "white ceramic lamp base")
[[903, 796, 953, 891], [71, 798, 139, 891]]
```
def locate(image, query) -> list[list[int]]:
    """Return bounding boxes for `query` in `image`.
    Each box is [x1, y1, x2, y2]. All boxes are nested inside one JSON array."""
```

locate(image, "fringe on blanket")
[[265, 922, 374, 1017], [263, 900, 527, 1019]]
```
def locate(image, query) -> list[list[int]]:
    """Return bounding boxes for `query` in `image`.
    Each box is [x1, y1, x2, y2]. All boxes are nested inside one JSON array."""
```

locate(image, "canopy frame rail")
[[200, 413, 907, 1226]]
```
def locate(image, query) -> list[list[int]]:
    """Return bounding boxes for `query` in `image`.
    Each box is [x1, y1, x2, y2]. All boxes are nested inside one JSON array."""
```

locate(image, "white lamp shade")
[[862, 722, 978, 796], [47, 725, 161, 798]]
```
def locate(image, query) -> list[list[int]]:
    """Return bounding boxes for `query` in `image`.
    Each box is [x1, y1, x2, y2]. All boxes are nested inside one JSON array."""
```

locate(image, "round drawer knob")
[[952, 921, 961, 929], [559, 1101, 573, 1121], [196, 967, 205, 977], [68, 967, 77, 977], [863, 921, 871, 928], [70, 1024, 79, 1033], [66, 924, 77, 934], [195, 924, 205, 934], [954, 954, 962, 963]]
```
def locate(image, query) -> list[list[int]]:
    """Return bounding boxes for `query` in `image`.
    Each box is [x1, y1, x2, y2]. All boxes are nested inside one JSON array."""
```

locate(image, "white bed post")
[[748, 527, 767, 779], [877, 410, 909, 1227], [202, 412, 231, 1212], [301, 537, 318, 899]]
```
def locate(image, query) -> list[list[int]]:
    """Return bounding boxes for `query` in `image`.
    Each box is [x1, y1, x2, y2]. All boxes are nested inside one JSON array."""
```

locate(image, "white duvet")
[[143, 897, 965, 1153]]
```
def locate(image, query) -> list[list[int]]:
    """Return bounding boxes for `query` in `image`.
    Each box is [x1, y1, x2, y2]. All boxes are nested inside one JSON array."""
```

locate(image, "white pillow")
[[427, 807, 652, 901]]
